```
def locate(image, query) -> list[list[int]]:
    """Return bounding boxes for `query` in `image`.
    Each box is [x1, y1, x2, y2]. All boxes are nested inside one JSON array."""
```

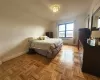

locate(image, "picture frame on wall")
[[91, 7, 100, 31]]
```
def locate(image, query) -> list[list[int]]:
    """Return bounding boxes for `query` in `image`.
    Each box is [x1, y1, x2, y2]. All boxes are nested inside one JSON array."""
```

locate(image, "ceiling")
[[0, 0, 93, 21]]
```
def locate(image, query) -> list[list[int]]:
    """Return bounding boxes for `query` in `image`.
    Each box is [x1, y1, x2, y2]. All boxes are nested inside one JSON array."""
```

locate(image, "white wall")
[[50, 14, 86, 45], [85, 15, 89, 28], [0, 12, 50, 63]]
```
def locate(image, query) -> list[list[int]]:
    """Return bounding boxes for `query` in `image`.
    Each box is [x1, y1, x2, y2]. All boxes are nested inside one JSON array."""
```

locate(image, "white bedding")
[[30, 38, 63, 51]]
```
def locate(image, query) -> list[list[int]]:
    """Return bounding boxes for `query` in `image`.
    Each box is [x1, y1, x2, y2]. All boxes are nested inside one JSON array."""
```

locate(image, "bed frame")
[[32, 43, 63, 58]]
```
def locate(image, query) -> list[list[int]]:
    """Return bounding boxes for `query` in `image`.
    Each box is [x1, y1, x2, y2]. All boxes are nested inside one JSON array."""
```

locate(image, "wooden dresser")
[[46, 32, 53, 38], [78, 28, 100, 77], [81, 43, 100, 77]]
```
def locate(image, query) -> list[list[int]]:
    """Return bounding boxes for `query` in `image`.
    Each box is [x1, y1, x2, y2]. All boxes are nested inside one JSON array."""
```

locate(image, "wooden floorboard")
[[0, 45, 99, 80]]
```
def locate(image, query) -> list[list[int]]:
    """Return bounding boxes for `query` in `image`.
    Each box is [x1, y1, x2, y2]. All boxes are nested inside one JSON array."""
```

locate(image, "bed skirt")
[[32, 43, 63, 58]]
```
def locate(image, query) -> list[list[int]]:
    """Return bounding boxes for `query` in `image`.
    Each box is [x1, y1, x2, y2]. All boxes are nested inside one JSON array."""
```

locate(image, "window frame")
[[58, 22, 74, 38]]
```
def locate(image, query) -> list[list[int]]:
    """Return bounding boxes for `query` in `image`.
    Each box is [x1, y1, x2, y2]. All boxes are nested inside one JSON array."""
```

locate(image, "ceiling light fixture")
[[50, 4, 60, 13]]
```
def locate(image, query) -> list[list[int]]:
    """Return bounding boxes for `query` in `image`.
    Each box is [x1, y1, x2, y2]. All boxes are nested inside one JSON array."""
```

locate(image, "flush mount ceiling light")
[[50, 4, 60, 13]]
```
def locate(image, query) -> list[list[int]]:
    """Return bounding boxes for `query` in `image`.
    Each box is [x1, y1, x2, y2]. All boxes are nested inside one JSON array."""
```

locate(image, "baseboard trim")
[[2, 50, 28, 62]]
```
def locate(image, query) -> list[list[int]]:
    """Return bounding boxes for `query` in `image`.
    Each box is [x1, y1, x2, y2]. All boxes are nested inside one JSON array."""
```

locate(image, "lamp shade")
[[91, 31, 100, 38]]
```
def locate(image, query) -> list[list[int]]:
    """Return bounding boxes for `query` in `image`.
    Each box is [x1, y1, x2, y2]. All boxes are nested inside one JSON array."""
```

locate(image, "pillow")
[[37, 36, 45, 40], [43, 36, 49, 39], [37, 36, 49, 40]]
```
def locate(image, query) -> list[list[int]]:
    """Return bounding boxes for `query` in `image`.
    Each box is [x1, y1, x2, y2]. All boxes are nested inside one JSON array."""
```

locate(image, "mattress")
[[30, 38, 63, 52], [29, 38, 63, 58]]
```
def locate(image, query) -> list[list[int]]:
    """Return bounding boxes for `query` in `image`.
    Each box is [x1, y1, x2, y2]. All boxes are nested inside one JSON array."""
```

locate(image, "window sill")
[[60, 37, 74, 40]]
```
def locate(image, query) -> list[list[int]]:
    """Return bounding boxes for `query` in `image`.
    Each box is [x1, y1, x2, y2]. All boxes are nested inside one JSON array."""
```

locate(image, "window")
[[58, 23, 74, 38], [98, 18, 100, 28]]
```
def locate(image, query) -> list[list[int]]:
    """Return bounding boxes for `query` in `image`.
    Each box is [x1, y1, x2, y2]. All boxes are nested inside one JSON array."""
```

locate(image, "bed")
[[29, 37, 63, 58]]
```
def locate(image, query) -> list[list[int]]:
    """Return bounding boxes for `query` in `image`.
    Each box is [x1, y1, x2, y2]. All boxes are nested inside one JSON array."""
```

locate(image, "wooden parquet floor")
[[0, 45, 100, 80]]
